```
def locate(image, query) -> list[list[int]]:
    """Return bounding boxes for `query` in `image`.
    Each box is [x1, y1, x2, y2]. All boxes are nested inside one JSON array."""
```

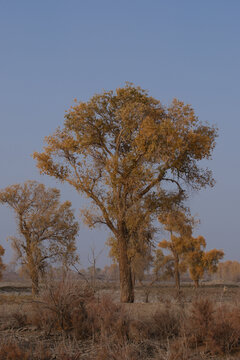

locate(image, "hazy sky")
[[0, 1, 239, 268]]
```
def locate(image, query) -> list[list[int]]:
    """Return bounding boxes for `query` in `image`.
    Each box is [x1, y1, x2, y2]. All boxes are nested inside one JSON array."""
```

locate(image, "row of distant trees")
[[0, 84, 225, 301], [0, 186, 224, 296]]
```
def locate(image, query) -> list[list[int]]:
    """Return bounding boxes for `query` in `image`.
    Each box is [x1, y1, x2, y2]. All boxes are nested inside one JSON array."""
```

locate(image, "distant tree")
[[203, 248, 224, 276], [33, 84, 217, 302], [88, 245, 104, 290], [216, 261, 240, 282], [153, 248, 171, 279], [158, 209, 195, 293], [184, 237, 224, 288], [17, 264, 31, 280], [0, 181, 79, 295], [0, 245, 5, 280], [103, 263, 119, 281], [184, 235, 206, 288]]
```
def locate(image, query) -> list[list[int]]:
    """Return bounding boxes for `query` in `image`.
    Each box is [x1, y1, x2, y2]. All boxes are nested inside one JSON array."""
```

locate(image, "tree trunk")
[[194, 279, 199, 288], [131, 268, 136, 287], [28, 261, 39, 296], [118, 234, 134, 303], [92, 258, 96, 290], [31, 269, 39, 296], [174, 254, 180, 294], [144, 288, 150, 303]]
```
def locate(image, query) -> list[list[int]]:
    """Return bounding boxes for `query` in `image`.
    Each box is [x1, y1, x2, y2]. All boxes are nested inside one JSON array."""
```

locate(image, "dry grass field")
[[0, 280, 240, 359]]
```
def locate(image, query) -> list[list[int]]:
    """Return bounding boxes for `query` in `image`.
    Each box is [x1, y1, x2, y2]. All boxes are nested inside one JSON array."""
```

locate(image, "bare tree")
[[88, 244, 104, 290]]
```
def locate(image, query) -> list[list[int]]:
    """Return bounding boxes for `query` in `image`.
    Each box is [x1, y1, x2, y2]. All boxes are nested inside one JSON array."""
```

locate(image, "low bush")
[[87, 295, 130, 343], [185, 297, 214, 347], [167, 337, 191, 360], [151, 304, 181, 340], [96, 342, 150, 360], [0, 342, 31, 360], [8, 280, 240, 359], [30, 275, 94, 338], [207, 305, 240, 354]]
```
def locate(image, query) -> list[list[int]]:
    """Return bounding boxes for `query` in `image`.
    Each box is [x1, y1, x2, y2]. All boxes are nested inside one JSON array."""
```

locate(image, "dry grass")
[[0, 281, 240, 359], [0, 294, 32, 305]]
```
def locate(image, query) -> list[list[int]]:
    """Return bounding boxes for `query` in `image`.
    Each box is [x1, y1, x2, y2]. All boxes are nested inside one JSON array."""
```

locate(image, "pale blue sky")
[[0, 1, 239, 267]]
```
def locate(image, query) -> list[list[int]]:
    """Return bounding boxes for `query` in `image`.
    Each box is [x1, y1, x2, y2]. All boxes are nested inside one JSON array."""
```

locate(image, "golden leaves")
[[32, 84, 218, 296], [0, 181, 79, 293]]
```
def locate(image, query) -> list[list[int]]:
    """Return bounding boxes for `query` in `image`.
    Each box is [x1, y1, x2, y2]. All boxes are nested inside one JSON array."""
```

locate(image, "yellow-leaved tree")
[[33, 84, 217, 302], [158, 209, 195, 293], [0, 181, 79, 295], [186, 238, 224, 288]]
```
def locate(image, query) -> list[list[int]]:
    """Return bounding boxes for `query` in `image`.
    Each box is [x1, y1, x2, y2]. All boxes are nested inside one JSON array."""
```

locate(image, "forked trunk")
[[118, 235, 134, 303]]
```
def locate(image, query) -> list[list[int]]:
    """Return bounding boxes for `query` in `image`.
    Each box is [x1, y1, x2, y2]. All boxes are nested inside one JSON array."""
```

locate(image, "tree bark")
[[27, 253, 39, 296], [174, 253, 180, 294], [30, 266, 39, 296], [194, 279, 199, 288], [118, 234, 134, 303]]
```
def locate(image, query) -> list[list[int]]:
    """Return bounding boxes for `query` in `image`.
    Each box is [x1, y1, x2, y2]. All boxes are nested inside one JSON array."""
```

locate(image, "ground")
[[0, 280, 240, 359]]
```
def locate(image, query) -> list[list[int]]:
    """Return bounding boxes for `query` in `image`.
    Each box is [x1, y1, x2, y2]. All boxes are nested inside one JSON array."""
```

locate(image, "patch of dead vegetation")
[[0, 281, 240, 359]]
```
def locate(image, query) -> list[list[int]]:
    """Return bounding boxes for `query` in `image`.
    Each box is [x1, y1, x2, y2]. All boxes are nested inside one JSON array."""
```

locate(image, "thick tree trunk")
[[31, 270, 39, 297], [118, 235, 134, 303], [28, 261, 39, 296], [131, 268, 136, 287], [194, 279, 199, 288]]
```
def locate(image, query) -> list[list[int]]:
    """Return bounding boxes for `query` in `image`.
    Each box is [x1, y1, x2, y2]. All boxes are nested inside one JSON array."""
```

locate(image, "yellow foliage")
[[0, 181, 79, 295], [33, 84, 217, 302]]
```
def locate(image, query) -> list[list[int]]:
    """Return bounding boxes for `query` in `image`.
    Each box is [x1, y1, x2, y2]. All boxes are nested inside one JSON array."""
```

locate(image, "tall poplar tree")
[[33, 84, 217, 302]]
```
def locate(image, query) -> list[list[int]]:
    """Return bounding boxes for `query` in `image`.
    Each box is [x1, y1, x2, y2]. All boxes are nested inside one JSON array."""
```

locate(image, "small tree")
[[0, 245, 5, 280], [185, 235, 207, 288], [184, 237, 224, 288], [0, 181, 79, 295], [88, 245, 103, 290], [158, 209, 195, 293], [103, 263, 119, 282]]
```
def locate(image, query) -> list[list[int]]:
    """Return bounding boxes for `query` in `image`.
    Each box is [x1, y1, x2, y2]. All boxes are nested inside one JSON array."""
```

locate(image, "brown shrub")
[[0, 342, 31, 360], [12, 311, 28, 328], [30, 276, 94, 338], [184, 298, 240, 355], [87, 295, 130, 343], [207, 305, 240, 354], [128, 319, 150, 342], [96, 342, 150, 360], [30, 277, 130, 343], [185, 297, 214, 347], [151, 304, 181, 340], [0, 304, 30, 330], [29, 300, 57, 335], [168, 337, 191, 360]]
